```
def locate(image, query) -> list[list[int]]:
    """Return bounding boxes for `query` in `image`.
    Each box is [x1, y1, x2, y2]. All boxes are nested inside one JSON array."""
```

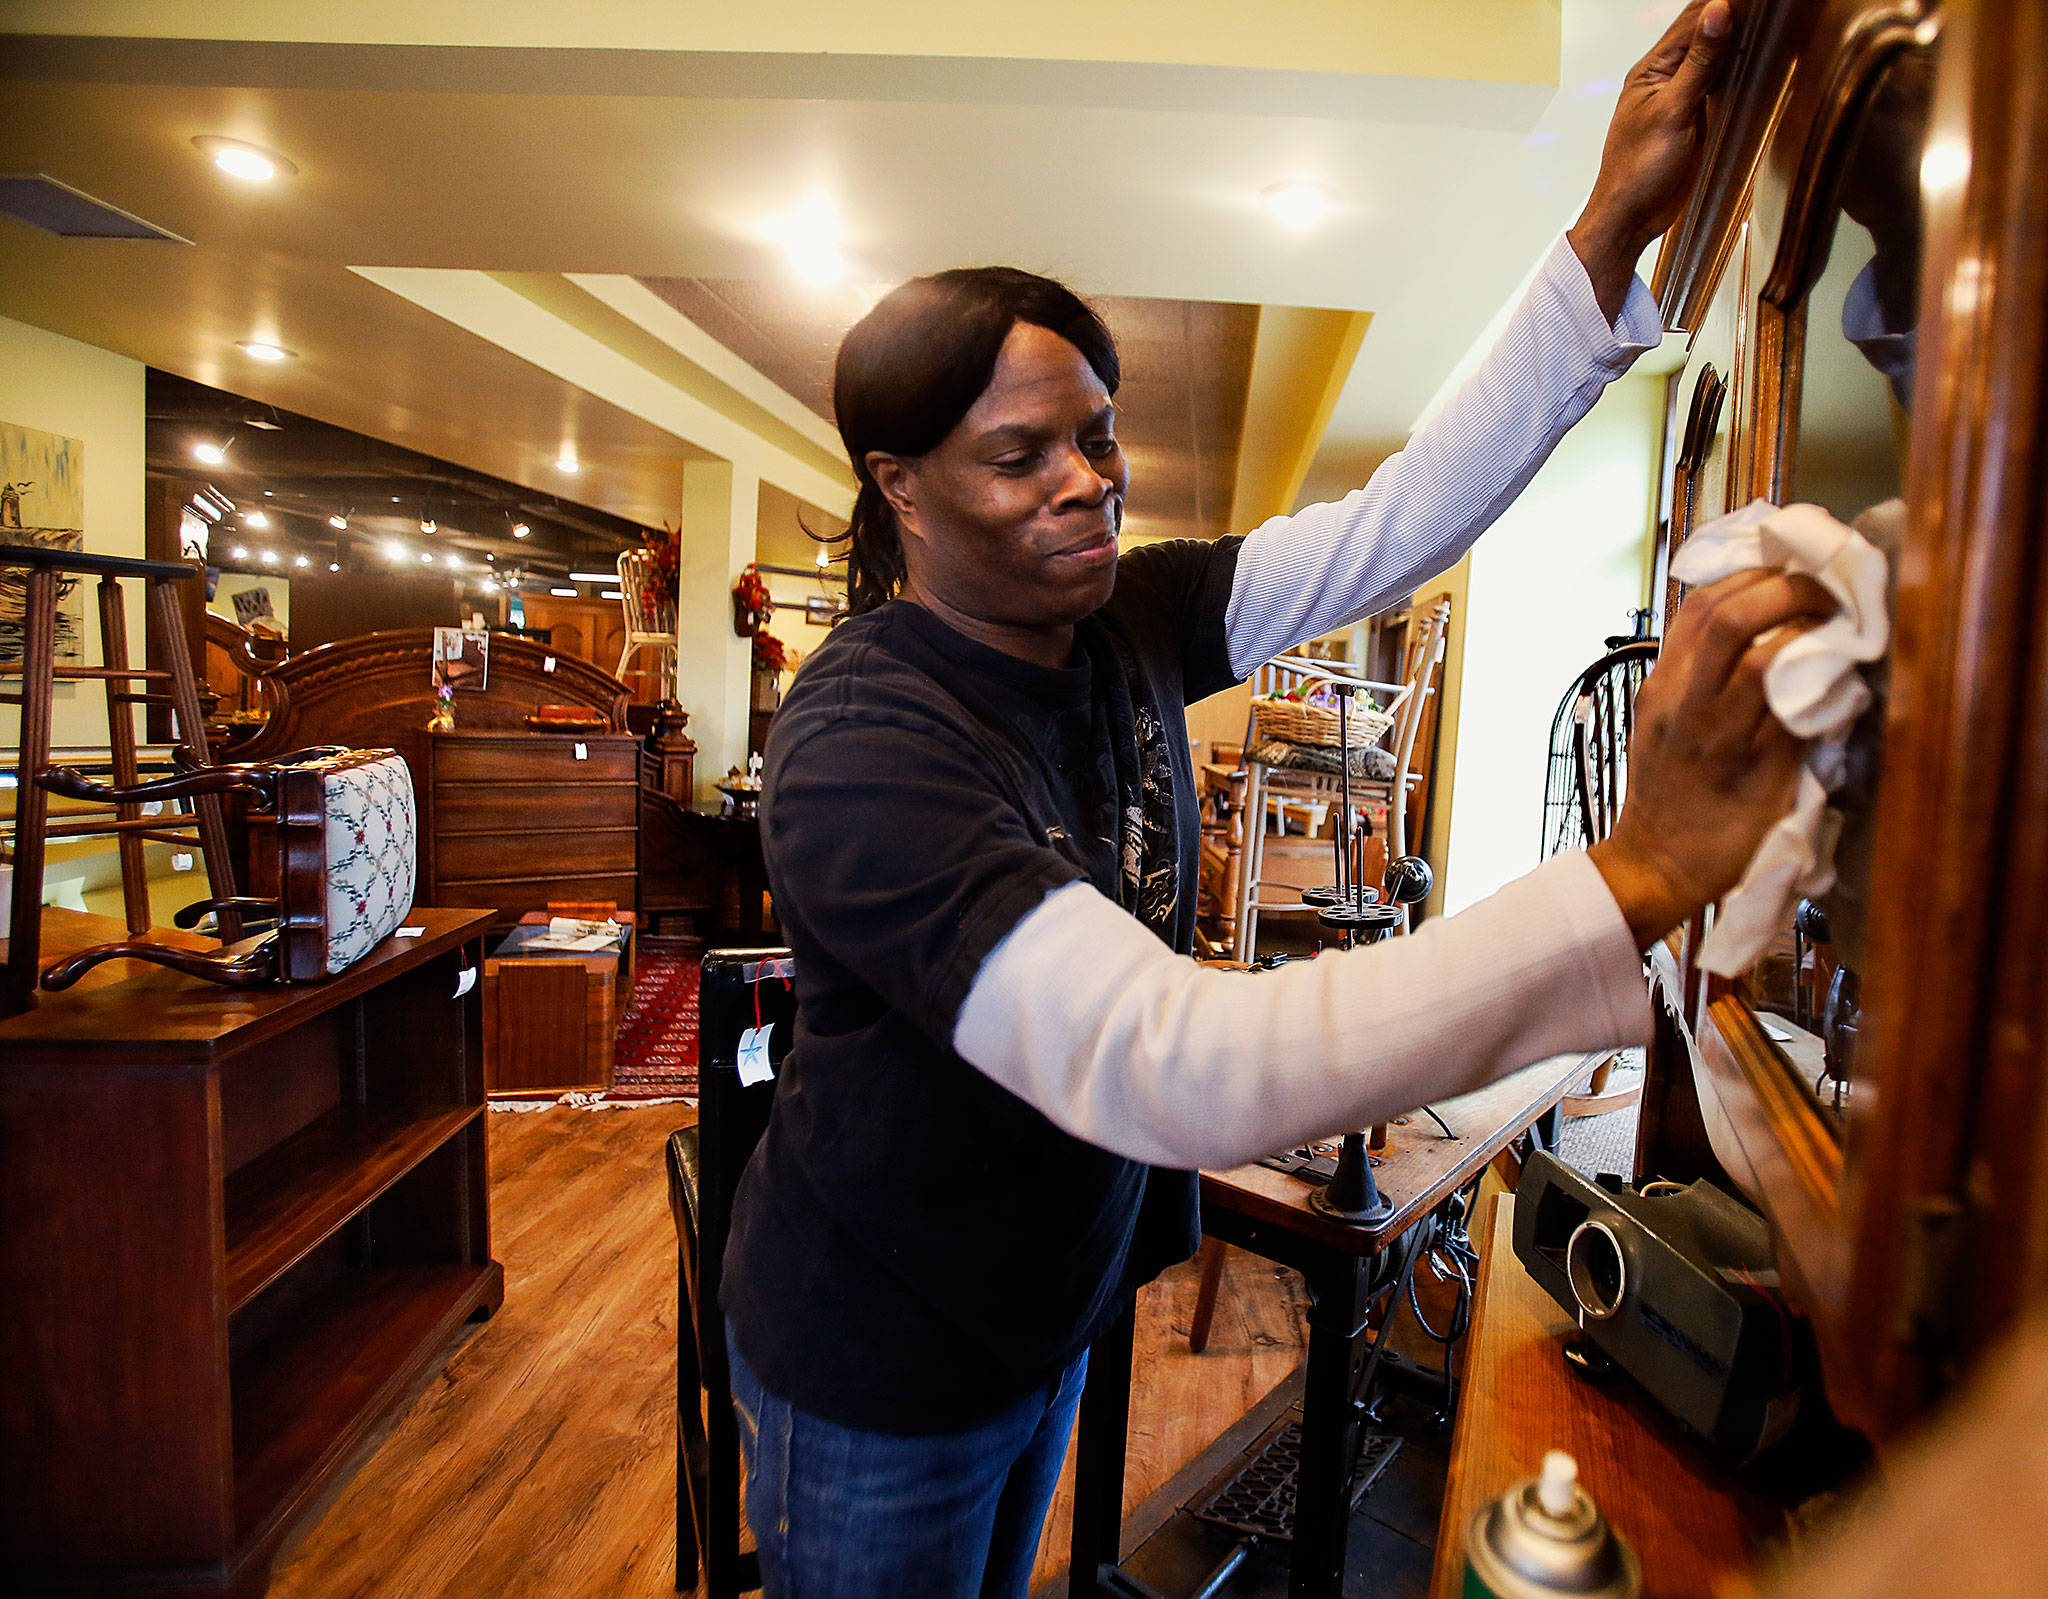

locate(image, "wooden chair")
[[664, 947, 790, 1597], [615, 547, 678, 700]]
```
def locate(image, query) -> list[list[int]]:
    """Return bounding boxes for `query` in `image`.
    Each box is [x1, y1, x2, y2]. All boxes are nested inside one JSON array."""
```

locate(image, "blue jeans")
[[727, 1328, 1089, 1599]]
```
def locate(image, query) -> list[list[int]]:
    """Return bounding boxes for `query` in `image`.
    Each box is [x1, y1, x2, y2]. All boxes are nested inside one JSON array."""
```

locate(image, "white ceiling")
[[0, 1, 1688, 535]]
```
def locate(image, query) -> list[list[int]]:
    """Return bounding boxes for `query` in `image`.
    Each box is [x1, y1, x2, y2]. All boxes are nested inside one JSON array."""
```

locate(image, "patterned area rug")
[[610, 936, 701, 1100]]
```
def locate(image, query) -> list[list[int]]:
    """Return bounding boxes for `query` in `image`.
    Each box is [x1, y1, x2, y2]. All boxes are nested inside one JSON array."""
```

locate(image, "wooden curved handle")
[[37, 764, 266, 806], [41, 935, 281, 991]]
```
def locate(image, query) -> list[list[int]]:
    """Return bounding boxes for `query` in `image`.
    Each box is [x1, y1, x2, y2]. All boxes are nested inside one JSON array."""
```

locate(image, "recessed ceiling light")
[[328, 562, 340, 572], [554, 455, 581, 474], [294, 555, 310, 567], [512, 523, 531, 538], [193, 135, 297, 182], [242, 509, 270, 528], [238, 340, 294, 362], [230, 545, 248, 559], [259, 550, 278, 564], [328, 512, 349, 531], [550, 586, 578, 597], [192, 439, 228, 465], [419, 552, 435, 564], [384, 540, 406, 561], [815, 549, 830, 568], [784, 236, 849, 287], [1260, 181, 1336, 232]]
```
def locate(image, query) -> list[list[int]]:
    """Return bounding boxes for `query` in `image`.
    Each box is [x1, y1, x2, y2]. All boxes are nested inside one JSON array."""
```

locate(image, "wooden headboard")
[[226, 627, 629, 775]]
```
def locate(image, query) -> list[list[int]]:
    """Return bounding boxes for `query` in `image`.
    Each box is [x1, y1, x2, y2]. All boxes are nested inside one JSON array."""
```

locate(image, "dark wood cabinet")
[[423, 731, 639, 924], [0, 907, 500, 1597]]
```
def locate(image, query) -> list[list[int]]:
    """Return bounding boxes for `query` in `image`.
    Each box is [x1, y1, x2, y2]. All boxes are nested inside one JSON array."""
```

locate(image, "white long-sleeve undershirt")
[[1223, 234, 1664, 676], [954, 851, 1652, 1172], [950, 236, 1667, 1170]]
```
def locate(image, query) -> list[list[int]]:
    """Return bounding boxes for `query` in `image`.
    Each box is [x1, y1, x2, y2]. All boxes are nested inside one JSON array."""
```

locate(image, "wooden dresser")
[[424, 731, 639, 924]]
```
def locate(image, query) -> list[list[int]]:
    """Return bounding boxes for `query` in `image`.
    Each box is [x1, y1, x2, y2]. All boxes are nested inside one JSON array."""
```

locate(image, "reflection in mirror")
[[1738, 44, 1932, 1126]]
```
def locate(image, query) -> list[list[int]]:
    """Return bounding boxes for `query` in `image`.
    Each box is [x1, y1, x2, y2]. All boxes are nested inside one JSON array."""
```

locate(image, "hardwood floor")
[[268, 1103, 1310, 1598]]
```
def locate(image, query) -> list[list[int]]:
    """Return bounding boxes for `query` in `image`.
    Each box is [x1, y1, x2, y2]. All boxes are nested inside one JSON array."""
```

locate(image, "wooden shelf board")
[[224, 1104, 482, 1311], [232, 1261, 500, 1550]]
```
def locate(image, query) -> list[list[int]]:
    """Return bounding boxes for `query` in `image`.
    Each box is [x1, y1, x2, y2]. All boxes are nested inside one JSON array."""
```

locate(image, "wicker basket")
[[1251, 695, 1395, 750]]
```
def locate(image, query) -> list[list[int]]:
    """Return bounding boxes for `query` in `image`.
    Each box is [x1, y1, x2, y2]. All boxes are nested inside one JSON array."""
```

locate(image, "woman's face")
[[871, 321, 1129, 631]]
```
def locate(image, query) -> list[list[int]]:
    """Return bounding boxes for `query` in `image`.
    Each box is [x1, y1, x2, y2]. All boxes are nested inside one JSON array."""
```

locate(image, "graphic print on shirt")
[[1129, 703, 1181, 932]]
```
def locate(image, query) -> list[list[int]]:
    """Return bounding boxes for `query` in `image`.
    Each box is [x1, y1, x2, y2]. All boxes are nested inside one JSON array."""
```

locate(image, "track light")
[[329, 512, 350, 531], [193, 439, 229, 466], [512, 523, 531, 538]]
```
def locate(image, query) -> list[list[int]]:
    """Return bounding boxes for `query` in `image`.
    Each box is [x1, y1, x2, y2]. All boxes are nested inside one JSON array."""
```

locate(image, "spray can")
[[1463, 1450, 1642, 1599]]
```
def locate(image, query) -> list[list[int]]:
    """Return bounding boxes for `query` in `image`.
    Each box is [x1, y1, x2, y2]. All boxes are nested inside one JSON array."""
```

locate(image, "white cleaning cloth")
[[1667, 499, 1890, 975]]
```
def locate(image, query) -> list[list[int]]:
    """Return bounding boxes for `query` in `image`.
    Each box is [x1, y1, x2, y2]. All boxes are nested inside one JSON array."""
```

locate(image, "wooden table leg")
[[1068, 1298, 1136, 1596], [1187, 1237, 1228, 1354]]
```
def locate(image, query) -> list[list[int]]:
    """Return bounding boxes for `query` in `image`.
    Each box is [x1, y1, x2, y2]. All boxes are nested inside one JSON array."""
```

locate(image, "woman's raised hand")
[[1589, 568, 1837, 948], [1569, 0, 1740, 320]]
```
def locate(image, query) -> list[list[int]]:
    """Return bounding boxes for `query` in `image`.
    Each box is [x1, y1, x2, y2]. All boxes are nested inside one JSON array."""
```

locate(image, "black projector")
[[1513, 1151, 1806, 1459]]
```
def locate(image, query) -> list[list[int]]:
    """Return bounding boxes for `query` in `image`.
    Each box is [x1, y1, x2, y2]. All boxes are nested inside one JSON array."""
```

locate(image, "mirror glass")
[[1738, 43, 1933, 1125]]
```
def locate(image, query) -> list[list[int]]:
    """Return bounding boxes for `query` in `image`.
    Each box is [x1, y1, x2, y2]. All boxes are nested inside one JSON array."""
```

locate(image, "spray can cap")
[[1537, 1450, 1579, 1518]]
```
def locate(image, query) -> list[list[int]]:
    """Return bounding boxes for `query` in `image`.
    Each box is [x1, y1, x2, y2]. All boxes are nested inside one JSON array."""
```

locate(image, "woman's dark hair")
[[826, 267, 1120, 614]]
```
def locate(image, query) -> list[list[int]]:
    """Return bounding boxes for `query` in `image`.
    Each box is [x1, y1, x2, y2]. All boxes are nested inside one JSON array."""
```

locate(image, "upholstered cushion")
[[319, 754, 417, 973]]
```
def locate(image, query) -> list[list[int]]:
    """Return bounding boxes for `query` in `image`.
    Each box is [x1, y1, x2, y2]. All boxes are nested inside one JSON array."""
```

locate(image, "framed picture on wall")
[[0, 421, 86, 671]]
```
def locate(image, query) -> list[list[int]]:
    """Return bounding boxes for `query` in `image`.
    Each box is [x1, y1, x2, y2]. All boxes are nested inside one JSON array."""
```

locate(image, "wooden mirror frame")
[[1647, 0, 2048, 1437]]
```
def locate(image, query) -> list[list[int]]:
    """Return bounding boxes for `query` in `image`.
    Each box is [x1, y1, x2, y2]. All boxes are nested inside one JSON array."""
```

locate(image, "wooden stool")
[[2, 547, 238, 1015]]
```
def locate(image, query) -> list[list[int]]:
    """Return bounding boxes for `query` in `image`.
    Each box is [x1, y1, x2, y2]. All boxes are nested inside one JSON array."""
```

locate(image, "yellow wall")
[[11, 2, 1562, 84], [0, 314, 148, 749], [1438, 371, 1663, 913], [0, 314, 203, 921]]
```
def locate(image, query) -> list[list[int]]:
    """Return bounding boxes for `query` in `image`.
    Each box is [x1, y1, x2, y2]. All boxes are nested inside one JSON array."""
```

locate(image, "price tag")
[[453, 967, 477, 998], [397, 926, 425, 938], [737, 1023, 775, 1086], [574, 742, 588, 760], [543, 656, 557, 673]]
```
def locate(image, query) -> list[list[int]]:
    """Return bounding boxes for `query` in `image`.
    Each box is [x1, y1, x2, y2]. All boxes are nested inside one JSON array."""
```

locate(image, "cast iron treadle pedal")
[[1182, 1409, 1401, 1542]]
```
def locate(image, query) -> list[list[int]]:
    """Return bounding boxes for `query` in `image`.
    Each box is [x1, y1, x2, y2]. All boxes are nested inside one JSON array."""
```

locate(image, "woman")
[[723, 5, 1805, 1594]]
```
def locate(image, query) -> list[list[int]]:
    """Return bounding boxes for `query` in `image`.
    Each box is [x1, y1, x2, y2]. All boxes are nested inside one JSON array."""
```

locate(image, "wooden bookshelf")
[[0, 906, 500, 1598]]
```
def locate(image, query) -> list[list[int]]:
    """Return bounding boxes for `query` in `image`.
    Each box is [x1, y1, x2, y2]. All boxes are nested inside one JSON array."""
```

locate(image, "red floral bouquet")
[[732, 563, 773, 637], [752, 630, 792, 674], [640, 522, 681, 623]]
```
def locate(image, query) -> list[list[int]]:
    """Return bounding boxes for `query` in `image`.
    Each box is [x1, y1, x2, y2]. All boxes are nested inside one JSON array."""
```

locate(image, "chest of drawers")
[[424, 731, 639, 924]]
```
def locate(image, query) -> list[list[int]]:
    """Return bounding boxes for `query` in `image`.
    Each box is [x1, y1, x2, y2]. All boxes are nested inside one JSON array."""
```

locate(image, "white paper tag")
[[737, 1023, 775, 1086], [543, 655, 557, 673], [397, 926, 425, 938], [574, 742, 588, 760], [453, 967, 477, 997]]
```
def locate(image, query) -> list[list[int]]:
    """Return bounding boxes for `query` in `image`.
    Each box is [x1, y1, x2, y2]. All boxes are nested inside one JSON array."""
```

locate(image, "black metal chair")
[[665, 947, 794, 1596]]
